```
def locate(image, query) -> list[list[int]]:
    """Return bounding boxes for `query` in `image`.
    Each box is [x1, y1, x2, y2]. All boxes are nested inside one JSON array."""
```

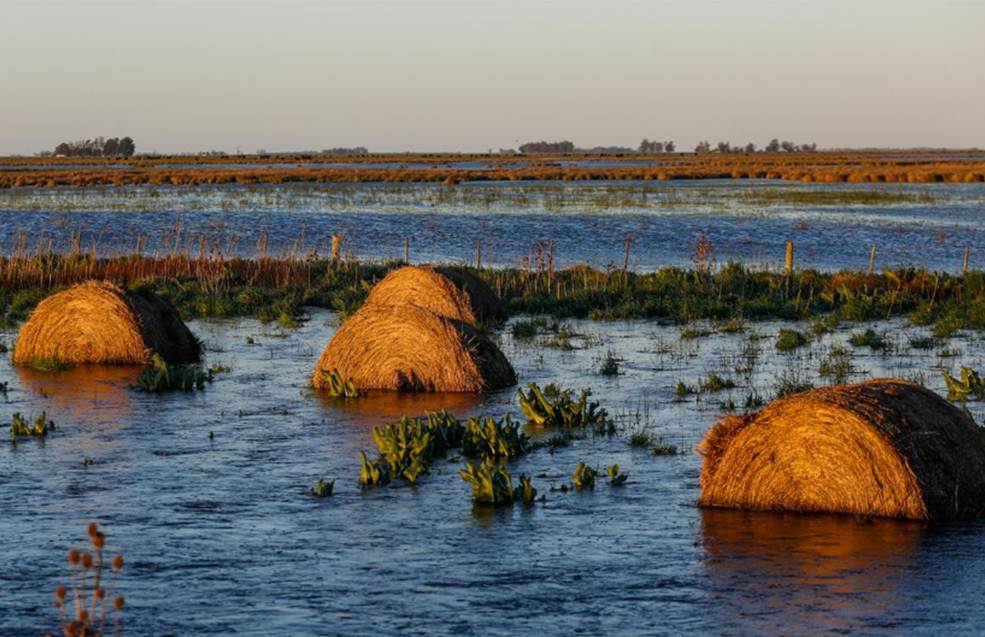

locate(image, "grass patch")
[[775, 329, 810, 352]]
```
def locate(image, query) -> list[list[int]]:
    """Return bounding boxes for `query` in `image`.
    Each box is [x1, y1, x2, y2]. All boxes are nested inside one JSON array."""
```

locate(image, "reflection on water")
[[701, 509, 926, 634], [314, 389, 486, 424]]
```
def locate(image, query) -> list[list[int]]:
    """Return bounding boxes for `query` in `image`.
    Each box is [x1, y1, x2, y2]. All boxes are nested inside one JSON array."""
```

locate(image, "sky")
[[1, 0, 983, 154]]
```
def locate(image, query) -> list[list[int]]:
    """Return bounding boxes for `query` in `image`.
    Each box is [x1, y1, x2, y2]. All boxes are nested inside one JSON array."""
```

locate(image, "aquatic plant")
[[650, 441, 680, 456], [360, 411, 465, 486], [942, 367, 985, 401], [311, 478, 335, 497], [607, 464, 629, 486], [674, 381, 697, 399], [135, 354, 211, 392], [9, 411, 54, 440], [572, 462, 597, 489], [597, 350, 620, 376], [775, 329, 809, 352], [848, 328, 889, 351], [699, 372, 736, 392], [461, 415, 530, 460], [517, 383, 613, 433], [774, 367, 813, 397], [459, 458, 536, 505], [818, 343, 856, 383], [50, 522, 125, 637], [319, 369, 360, 399]]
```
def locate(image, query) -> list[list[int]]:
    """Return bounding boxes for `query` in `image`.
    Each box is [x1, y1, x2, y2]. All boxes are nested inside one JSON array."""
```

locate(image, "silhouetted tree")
[[694, 141, 711, 153], [744, 142, 756, 153], [765, 138, 781, 152]]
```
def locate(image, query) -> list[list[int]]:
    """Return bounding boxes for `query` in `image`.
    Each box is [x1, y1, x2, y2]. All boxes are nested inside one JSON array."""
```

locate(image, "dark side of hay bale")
[[698, 379, 985, 520], [312, 302, 515, 393], [364, 265, 503, 324], [13, 281, 201, 366]]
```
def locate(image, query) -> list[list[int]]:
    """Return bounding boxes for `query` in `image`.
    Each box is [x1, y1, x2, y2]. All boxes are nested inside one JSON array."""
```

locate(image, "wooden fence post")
[[785, 240, 794, 273], [963, 246, 970, 273], [476, 239, 482, 270], [331, 234, 341, 266], [868, 243, 877, 274]]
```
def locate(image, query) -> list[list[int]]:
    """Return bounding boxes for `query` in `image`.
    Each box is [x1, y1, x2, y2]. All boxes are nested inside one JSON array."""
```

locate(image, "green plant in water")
[[606, 464, 628, 486], [650, 441, 680, 456], [518, 383, 613, 433], [10, 411, 54, 440], [699, 372, 736, 392], [597, 350, 620, 376], [848, 328, 889, 350], [675, 381, 696, 399], [135, 354, 211, 392], [459, 458, 535, 506], [818, 343, 855, 383], [24, 357, 73, 373], [320, 369, 360, 399], [461, 415, 530, 460], [572, 462, 597, 489], [942, 367, 985, 401], [311, 478, 335, 497], [775, 329, 809, 352], [360, 410, 465, 486]]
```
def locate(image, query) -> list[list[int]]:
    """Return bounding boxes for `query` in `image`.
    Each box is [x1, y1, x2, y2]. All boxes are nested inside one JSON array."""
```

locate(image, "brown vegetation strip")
[[2, 152, 983, 187]]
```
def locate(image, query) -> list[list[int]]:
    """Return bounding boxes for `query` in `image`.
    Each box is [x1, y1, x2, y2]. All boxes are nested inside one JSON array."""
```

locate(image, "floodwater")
[[0, 180, 983, 272], [2, 311, 984, 635]]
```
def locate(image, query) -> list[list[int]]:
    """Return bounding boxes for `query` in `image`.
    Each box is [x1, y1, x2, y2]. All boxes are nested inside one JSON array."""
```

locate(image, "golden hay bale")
[[13, 281, 201, 366], [312, 302, 515, 392], [698, 379, 985, 520], [363, 266, 503, 324]]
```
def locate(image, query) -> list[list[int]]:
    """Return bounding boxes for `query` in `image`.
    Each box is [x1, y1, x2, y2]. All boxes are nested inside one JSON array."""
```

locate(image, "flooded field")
[[1, 180, 983, 272], [2, 309, 984, 635]]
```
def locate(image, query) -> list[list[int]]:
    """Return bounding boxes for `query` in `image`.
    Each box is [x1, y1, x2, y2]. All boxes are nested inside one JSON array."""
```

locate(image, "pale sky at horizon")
[[1, 0, 983, 155]]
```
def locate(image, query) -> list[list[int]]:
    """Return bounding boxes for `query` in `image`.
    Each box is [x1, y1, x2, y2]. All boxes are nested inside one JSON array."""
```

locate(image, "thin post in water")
[[785, 240, 794, 273], [869, 243, 877, 274]]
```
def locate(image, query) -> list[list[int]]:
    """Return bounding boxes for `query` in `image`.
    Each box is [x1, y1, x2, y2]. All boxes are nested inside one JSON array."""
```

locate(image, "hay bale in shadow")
[[13, 281, 200, 366], [698, 379, 985, 520], [312, 302, 515, 393], [364, 266, 503, 324]]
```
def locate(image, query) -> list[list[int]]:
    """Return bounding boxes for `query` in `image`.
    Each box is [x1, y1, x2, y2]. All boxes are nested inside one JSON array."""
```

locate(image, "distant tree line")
[[518, 140, 576, 154], [321, 147, 369, 155], [638, 139, 676, 152], [694, 138, 818, 153], [52, 137, 135, 157]]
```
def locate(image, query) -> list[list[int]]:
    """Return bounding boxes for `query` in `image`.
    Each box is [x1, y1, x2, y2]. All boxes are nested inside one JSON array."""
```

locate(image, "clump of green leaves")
[[942, 367, 985, 401], [359, 411, 464, 486], [518, 383, 613, 433], [650, 441, 680, 456], [699, 372, 736, 392], [320, 369, 360, 399], [24, 357, 73, 373], [598, 351, 620, 376], [311, 478, 335, 497], [460, 459, 537, 506], [462, 415, 530, 460], [775, 329, 810, 352], [10, 411, 54, 440], [775, 367, 813, 397], [572, 462, 597, 489], [818, 343, 855, 383], [675, 381, 697, 399], [135, 354, 211, 392], [606, 464, 628, 486], [849, 328, 889, 351]]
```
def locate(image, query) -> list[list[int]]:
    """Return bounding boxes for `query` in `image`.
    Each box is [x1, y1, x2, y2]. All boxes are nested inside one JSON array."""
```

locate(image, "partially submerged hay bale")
[[364, 266, 503, 324], [312, 303, 515, 392], [13, 281, 201, 366], [698, 379, 985, 520]]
